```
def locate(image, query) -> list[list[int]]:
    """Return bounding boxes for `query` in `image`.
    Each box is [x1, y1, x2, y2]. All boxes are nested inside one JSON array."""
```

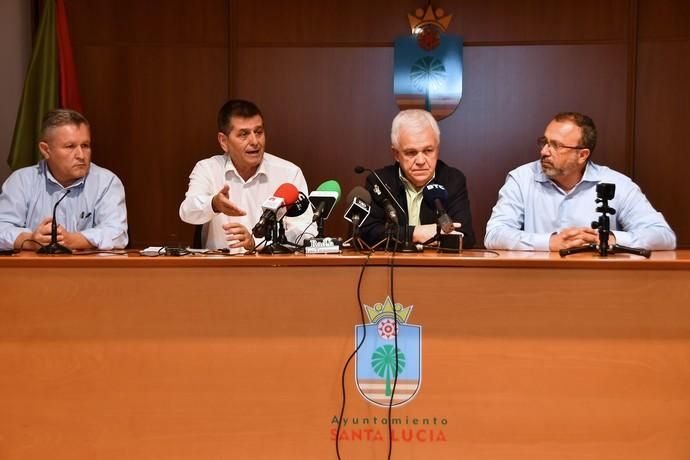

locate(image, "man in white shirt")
[[179, 100, 312, 250]]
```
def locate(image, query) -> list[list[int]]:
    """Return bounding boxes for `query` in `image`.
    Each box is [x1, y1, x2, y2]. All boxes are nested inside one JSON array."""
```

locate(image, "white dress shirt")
[[179, 152, 314, 250]]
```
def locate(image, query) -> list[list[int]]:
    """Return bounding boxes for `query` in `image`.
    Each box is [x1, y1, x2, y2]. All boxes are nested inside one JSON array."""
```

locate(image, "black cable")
[[386, 237, 399, 460], [253, 237, 268, 253], [153, 246, 191, 257], [20, 239, 43, 251], [418, 246, 502, 257], [335, 251, 372, 460], [295, 221, 318, 245]]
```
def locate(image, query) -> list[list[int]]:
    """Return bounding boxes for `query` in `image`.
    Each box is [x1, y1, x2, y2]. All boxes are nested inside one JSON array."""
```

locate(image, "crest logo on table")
[[394, 3, 463, 120], [355, 296, 422, 407]]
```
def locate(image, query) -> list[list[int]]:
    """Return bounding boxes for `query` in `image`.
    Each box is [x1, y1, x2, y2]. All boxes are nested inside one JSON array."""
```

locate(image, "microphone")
[[309, 180, 341, 222], [354, 166, 400, 226], [354, 165, 419, 252], [285, 192, 310, 217], [423, 183, 455, 234], [343, 186, 372, 229], [37, 189, 72, 254], [251, 183, 300, 238]]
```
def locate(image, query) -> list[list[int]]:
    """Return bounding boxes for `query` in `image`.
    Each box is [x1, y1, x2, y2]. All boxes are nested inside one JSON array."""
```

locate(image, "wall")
[[635, 0, 690, 248], [65, 0, 229, 246], [0, 0, 32, 183], [59, 0, 689, 247]]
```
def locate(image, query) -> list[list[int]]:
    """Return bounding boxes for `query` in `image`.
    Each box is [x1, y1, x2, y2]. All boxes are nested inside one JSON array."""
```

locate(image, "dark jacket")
[[360, 160, 475, 248]]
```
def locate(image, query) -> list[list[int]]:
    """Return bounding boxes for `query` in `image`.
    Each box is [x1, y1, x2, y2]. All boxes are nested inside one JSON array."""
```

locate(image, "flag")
[[8, 0, 82, 171]]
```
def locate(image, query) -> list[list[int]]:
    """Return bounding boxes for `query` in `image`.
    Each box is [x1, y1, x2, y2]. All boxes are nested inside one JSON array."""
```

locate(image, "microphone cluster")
[[35, 164, 461, 256], [250, 165, 460, 252]]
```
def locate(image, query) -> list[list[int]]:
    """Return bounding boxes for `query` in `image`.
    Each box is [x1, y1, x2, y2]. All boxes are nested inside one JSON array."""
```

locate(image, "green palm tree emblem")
[[410, 56, 446, 111], [371, 344, 407, 397]]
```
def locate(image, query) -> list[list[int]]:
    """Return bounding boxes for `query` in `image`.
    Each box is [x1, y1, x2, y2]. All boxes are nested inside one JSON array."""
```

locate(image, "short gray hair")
[[391, 109, 440, 150]]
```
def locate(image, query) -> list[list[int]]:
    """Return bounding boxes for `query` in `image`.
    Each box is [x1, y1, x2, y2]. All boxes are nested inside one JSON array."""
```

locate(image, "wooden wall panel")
[[234, 0, 628, 44], [638, 0, 690, 40], [635, 0, 690, 248], [65, 0, 228, 246]]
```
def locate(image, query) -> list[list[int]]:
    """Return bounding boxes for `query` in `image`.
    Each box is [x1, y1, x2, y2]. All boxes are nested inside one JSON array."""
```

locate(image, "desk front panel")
[[1, 255, 689, 459]]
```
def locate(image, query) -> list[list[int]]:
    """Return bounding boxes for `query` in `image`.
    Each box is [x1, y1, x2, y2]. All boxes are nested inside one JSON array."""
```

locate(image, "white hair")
[[390, 109, 440, 149]]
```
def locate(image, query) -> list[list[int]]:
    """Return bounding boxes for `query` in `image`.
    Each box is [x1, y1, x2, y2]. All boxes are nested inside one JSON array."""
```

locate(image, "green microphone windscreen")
[[315, 180, 341, 203]]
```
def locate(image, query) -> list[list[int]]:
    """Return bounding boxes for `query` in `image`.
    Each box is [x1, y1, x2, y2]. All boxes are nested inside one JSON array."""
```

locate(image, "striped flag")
[[7, 0, 82, 171]]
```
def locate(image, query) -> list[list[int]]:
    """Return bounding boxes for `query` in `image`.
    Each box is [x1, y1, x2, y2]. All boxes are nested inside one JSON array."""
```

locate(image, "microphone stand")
[[559, 194, 651, 258], [343, 215, 372, 252], [315, 215, 325, 239], [359, 167, 419, 253], [37, 190, 72, 255], [258, 219, 291, 254]]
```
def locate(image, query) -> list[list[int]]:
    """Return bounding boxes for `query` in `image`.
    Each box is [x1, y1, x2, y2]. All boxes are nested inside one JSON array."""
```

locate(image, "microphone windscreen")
[[285, 193, 310, 217], [315, 180, 342, 202], [273, 183, 300, 206], [354, 166, 366, 174], [346, 186, 372, 205], [423, 183, 449, 207]]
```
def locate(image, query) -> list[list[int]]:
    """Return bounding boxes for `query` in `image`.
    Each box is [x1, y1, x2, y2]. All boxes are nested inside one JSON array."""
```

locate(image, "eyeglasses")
[[537, 136, 584, 152]]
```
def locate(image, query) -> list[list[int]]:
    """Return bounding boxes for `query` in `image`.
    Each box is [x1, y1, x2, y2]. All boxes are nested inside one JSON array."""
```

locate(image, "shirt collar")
[[580, 161, 601, 183], [398, 166, 435, 194], [535, 160, 598, 191], [41, 160, 86, 190], [223, 154, 267, 184]]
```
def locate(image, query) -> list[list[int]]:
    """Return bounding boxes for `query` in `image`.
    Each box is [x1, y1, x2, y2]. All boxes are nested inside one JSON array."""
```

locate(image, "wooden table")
[[1, 249, 689, 459]]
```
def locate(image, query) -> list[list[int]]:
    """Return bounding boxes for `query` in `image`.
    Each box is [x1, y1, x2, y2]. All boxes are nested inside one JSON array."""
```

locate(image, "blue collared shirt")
[[0, 160, 128, 250], [484, 160, 676, 251]]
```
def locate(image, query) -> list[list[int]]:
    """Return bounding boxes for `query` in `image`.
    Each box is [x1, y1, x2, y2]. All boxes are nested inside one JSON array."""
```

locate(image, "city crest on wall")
[[394, 2, 463, 120]]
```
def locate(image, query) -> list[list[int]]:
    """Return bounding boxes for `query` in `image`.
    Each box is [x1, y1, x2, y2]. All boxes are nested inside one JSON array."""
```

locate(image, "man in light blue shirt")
[[485, 112, 675, 251], [0, 109, 128, 251]]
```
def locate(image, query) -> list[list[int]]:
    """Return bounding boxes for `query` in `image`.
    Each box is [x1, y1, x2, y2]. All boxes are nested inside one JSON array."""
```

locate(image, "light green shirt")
[[398, 169, 434, 226]]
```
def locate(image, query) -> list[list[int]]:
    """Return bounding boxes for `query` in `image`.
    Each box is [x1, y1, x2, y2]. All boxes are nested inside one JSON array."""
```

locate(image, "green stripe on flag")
[[8, 0, 58, 171]]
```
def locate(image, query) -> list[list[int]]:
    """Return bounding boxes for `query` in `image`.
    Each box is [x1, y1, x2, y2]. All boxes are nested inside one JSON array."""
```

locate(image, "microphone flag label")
[[394, 3, 463, 120], [355, 296, 422, 407]]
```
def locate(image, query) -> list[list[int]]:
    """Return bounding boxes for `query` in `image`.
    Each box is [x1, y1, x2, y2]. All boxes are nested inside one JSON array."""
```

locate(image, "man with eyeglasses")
[[179, 99, 312, 250], [484, 112, 675, 251]]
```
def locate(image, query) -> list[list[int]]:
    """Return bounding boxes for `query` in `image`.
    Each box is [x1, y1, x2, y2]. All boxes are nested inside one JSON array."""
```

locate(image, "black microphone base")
[[397, 240, 421, 253], [37, 242, 72, 254], [258, 243, 292, 255], [559, 243, 651, 259], [372, 236, 421, 253]]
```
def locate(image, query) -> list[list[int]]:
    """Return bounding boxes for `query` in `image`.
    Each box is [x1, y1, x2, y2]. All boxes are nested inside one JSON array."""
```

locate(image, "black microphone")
[[354, 166, 401, 226], [285, 192, 310, 217], [371, 184, 398, 226], [354, 165, 420, 252], [343, 186, 372, 229], [37, 189, 72, 254], [308, 180, 341, 222], [423, 183, 455, 234]]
